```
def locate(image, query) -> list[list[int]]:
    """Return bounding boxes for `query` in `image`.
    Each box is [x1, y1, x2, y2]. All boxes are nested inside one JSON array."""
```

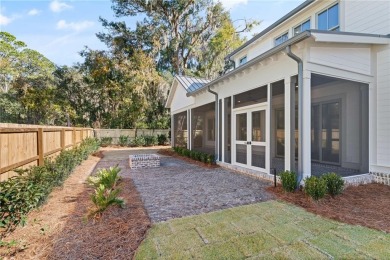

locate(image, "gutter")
[[207, 86, 219, 160], [187, 31, 312, 97], [285, 45, 304, 185]]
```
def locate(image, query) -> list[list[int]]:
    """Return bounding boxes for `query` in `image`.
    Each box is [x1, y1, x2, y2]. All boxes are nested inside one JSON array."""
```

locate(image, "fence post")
[[61, 128, 65, 151], [37, 128, 44, 166], [80, 128, 84, 141], [72, 128, 76, 147]]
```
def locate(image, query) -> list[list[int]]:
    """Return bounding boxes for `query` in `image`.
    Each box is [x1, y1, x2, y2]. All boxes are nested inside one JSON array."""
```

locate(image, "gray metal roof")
[[226, 0, 315, 59], [176, 75, 210, 93]]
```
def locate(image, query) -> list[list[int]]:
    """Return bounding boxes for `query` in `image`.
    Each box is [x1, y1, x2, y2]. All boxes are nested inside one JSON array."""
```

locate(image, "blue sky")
[[0, 0, 305, 66]]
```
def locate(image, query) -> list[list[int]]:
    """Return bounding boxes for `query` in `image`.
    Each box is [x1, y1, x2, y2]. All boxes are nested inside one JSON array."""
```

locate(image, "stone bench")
[[129, 154, 160, 169]]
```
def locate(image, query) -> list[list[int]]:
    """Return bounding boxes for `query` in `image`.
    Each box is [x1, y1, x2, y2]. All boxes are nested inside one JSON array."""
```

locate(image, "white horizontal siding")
[[345, 0, 390, 34], [376, 46, 390, 167], [309, 46, 371, 75]]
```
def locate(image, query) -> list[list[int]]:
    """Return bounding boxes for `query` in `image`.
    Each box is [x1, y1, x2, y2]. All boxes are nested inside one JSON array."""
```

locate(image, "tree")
[[98, 0, 257, 77]]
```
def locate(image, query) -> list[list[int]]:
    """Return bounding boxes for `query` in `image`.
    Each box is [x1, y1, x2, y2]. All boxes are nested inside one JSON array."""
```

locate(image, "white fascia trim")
[[312, 33, 390, 45]]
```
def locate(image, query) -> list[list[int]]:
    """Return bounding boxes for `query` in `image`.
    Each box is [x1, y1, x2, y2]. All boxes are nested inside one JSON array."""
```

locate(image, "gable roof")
[[226, 0, 315, 60], [175, 75, 210, 93], [165, 75, 210, 108]]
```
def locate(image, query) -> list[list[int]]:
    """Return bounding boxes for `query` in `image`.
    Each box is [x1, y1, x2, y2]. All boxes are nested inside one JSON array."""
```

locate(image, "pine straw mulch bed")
[[0, 154, 151, 260], [158, 148, 219, 169], [267, 183, 390, 233]]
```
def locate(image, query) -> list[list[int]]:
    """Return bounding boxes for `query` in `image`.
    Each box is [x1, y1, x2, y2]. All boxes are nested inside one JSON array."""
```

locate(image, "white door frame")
[[232, 103, 267, 172]]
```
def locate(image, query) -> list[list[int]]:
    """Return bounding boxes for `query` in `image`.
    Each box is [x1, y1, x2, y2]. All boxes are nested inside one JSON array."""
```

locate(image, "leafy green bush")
[[143, 135, 158, 146], [322, 172, 344, 196], [118, 135, 130, 147], [304, 176, 327, 200], [280, 171, 298, 192], [88, 166, 121, 190], [157, 134, 168, 145], [172, 146, 215, 165], [131, 136, 146, 147], [0, 138, 99, 235], [100, 137, 113, 147]]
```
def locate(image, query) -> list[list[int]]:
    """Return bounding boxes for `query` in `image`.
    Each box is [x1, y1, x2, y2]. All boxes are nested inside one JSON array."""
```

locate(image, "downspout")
[[207, 86, 219, 160], [285, 45, 303, 184]]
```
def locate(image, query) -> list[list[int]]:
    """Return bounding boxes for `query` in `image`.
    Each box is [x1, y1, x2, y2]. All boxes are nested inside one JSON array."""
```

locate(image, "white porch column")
[[284, 77, 292, 171], [221, 98, 225, 162], [171, 114, 174, 147], [187, 109, 190, 149], [266, 83, 272, 174], [368, 82, 377, 170], [301, 71, 311, 179]]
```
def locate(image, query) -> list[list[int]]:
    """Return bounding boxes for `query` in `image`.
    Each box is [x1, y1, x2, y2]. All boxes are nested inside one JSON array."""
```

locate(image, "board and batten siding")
[[344, 0, 390, 35], [376, 45, 390, 168]]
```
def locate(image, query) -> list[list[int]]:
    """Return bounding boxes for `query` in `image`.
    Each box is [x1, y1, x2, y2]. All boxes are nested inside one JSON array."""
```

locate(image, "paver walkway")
[[102, 148, 274, 222]]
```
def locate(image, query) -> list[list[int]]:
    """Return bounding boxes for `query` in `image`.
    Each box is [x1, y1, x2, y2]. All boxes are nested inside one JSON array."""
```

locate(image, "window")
[[294, 19, 311, 36], [239, 56, 247, 65], [318, 3, 339, 31], [275, 32, 288, 46]]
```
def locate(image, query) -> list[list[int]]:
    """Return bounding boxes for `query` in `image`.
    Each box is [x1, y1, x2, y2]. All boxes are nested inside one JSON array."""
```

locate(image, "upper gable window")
[[239, 56, 247, 65], [294, 19, 311, 36], [275, 32, 288, 46], [318, 3, 339, 31]]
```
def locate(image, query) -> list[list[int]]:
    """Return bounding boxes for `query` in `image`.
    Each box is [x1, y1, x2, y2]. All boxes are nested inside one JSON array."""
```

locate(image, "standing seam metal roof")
[[175, 75, 210, 93]]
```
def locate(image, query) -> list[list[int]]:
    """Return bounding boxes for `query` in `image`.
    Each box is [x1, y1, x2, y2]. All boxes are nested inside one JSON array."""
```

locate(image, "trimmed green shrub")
[[118, 135, 130, 147], [280, 171, 298, 192], [157, 134, 168, 145], [143, 135, 158, 146], [322, 172, 345, 196], [172, 146, 215, 165], [131, 136, 146, 147], [100, 137, 113, 147], [0, 138, 99, 235], [304, 176, 327, 200]]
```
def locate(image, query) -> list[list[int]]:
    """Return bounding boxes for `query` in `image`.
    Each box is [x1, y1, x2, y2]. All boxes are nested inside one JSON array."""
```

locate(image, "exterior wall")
[[344, 0, 390, 34], [232, 0, 337, 65], [170, 82, 195, 113]]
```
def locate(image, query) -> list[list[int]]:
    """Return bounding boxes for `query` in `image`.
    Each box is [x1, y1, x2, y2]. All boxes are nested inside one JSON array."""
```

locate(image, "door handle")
[[247, 141, 252, 145]]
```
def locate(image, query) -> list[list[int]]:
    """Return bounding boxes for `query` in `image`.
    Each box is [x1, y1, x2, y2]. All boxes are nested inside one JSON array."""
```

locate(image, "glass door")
[[233, 106, 266, 170]]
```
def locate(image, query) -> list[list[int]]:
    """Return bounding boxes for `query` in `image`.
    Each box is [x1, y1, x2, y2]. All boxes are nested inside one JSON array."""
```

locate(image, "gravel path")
[[111, 149, 274, 222]]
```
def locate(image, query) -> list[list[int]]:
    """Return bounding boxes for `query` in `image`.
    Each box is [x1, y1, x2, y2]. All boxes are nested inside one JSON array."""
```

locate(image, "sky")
[[0, 0, 305, 66]]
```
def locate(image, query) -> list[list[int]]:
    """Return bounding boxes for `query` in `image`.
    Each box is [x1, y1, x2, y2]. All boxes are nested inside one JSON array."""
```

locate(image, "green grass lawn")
[[135, 201, 390, 259]]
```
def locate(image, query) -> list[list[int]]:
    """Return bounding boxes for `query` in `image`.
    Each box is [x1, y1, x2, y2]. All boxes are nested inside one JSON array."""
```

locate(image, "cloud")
[[0, 13, 13, 25], [28, 9, 41, 16], [56, 20, 94, 32], [50, 0, 72, 13], [218, 0, 248, 10]]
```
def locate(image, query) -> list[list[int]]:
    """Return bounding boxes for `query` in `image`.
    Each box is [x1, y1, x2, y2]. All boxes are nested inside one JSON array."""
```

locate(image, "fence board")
[[0, 124, 93, 180]]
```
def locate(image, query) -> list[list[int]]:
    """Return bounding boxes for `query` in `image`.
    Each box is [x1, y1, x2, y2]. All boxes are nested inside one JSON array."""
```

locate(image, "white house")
[[166, 0, 390, 183]]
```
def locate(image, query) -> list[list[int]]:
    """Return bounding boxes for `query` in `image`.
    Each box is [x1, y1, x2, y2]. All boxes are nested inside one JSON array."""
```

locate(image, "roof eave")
[[225, 0, 316, 60], [187, 31, 312, 97]]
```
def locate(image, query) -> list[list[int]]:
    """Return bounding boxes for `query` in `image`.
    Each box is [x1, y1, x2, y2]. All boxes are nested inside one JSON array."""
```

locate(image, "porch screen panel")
[[252, 146, 265, 168], [233, 85, 267, 109], [322, 102, 340, 163], [224, 97, 232, 163], [173, 111, 187, 147], [191, 102, 215, 155]]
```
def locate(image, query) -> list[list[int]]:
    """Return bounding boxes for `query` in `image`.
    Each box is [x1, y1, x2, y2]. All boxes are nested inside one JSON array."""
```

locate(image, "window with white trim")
[[318, 3, 339, 31], [239, 55, 247, 65], [294, 19, 311, 36], [275, 32, 288, 46]]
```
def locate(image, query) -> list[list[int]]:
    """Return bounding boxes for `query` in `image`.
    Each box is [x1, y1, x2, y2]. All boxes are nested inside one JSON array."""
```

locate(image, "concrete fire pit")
[[129, 154, 160, 169]]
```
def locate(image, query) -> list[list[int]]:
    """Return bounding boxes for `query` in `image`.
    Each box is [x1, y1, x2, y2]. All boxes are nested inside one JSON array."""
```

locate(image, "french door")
[[233, 105, 267, 170]]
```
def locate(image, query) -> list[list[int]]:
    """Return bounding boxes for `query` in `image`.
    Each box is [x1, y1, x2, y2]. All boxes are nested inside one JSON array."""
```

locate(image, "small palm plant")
[[88, 166, 121, 190], [87, 166, 124, 219]]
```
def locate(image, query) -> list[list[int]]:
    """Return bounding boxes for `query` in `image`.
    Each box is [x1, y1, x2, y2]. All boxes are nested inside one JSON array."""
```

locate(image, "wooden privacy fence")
[[0, 123, 93, 181]]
